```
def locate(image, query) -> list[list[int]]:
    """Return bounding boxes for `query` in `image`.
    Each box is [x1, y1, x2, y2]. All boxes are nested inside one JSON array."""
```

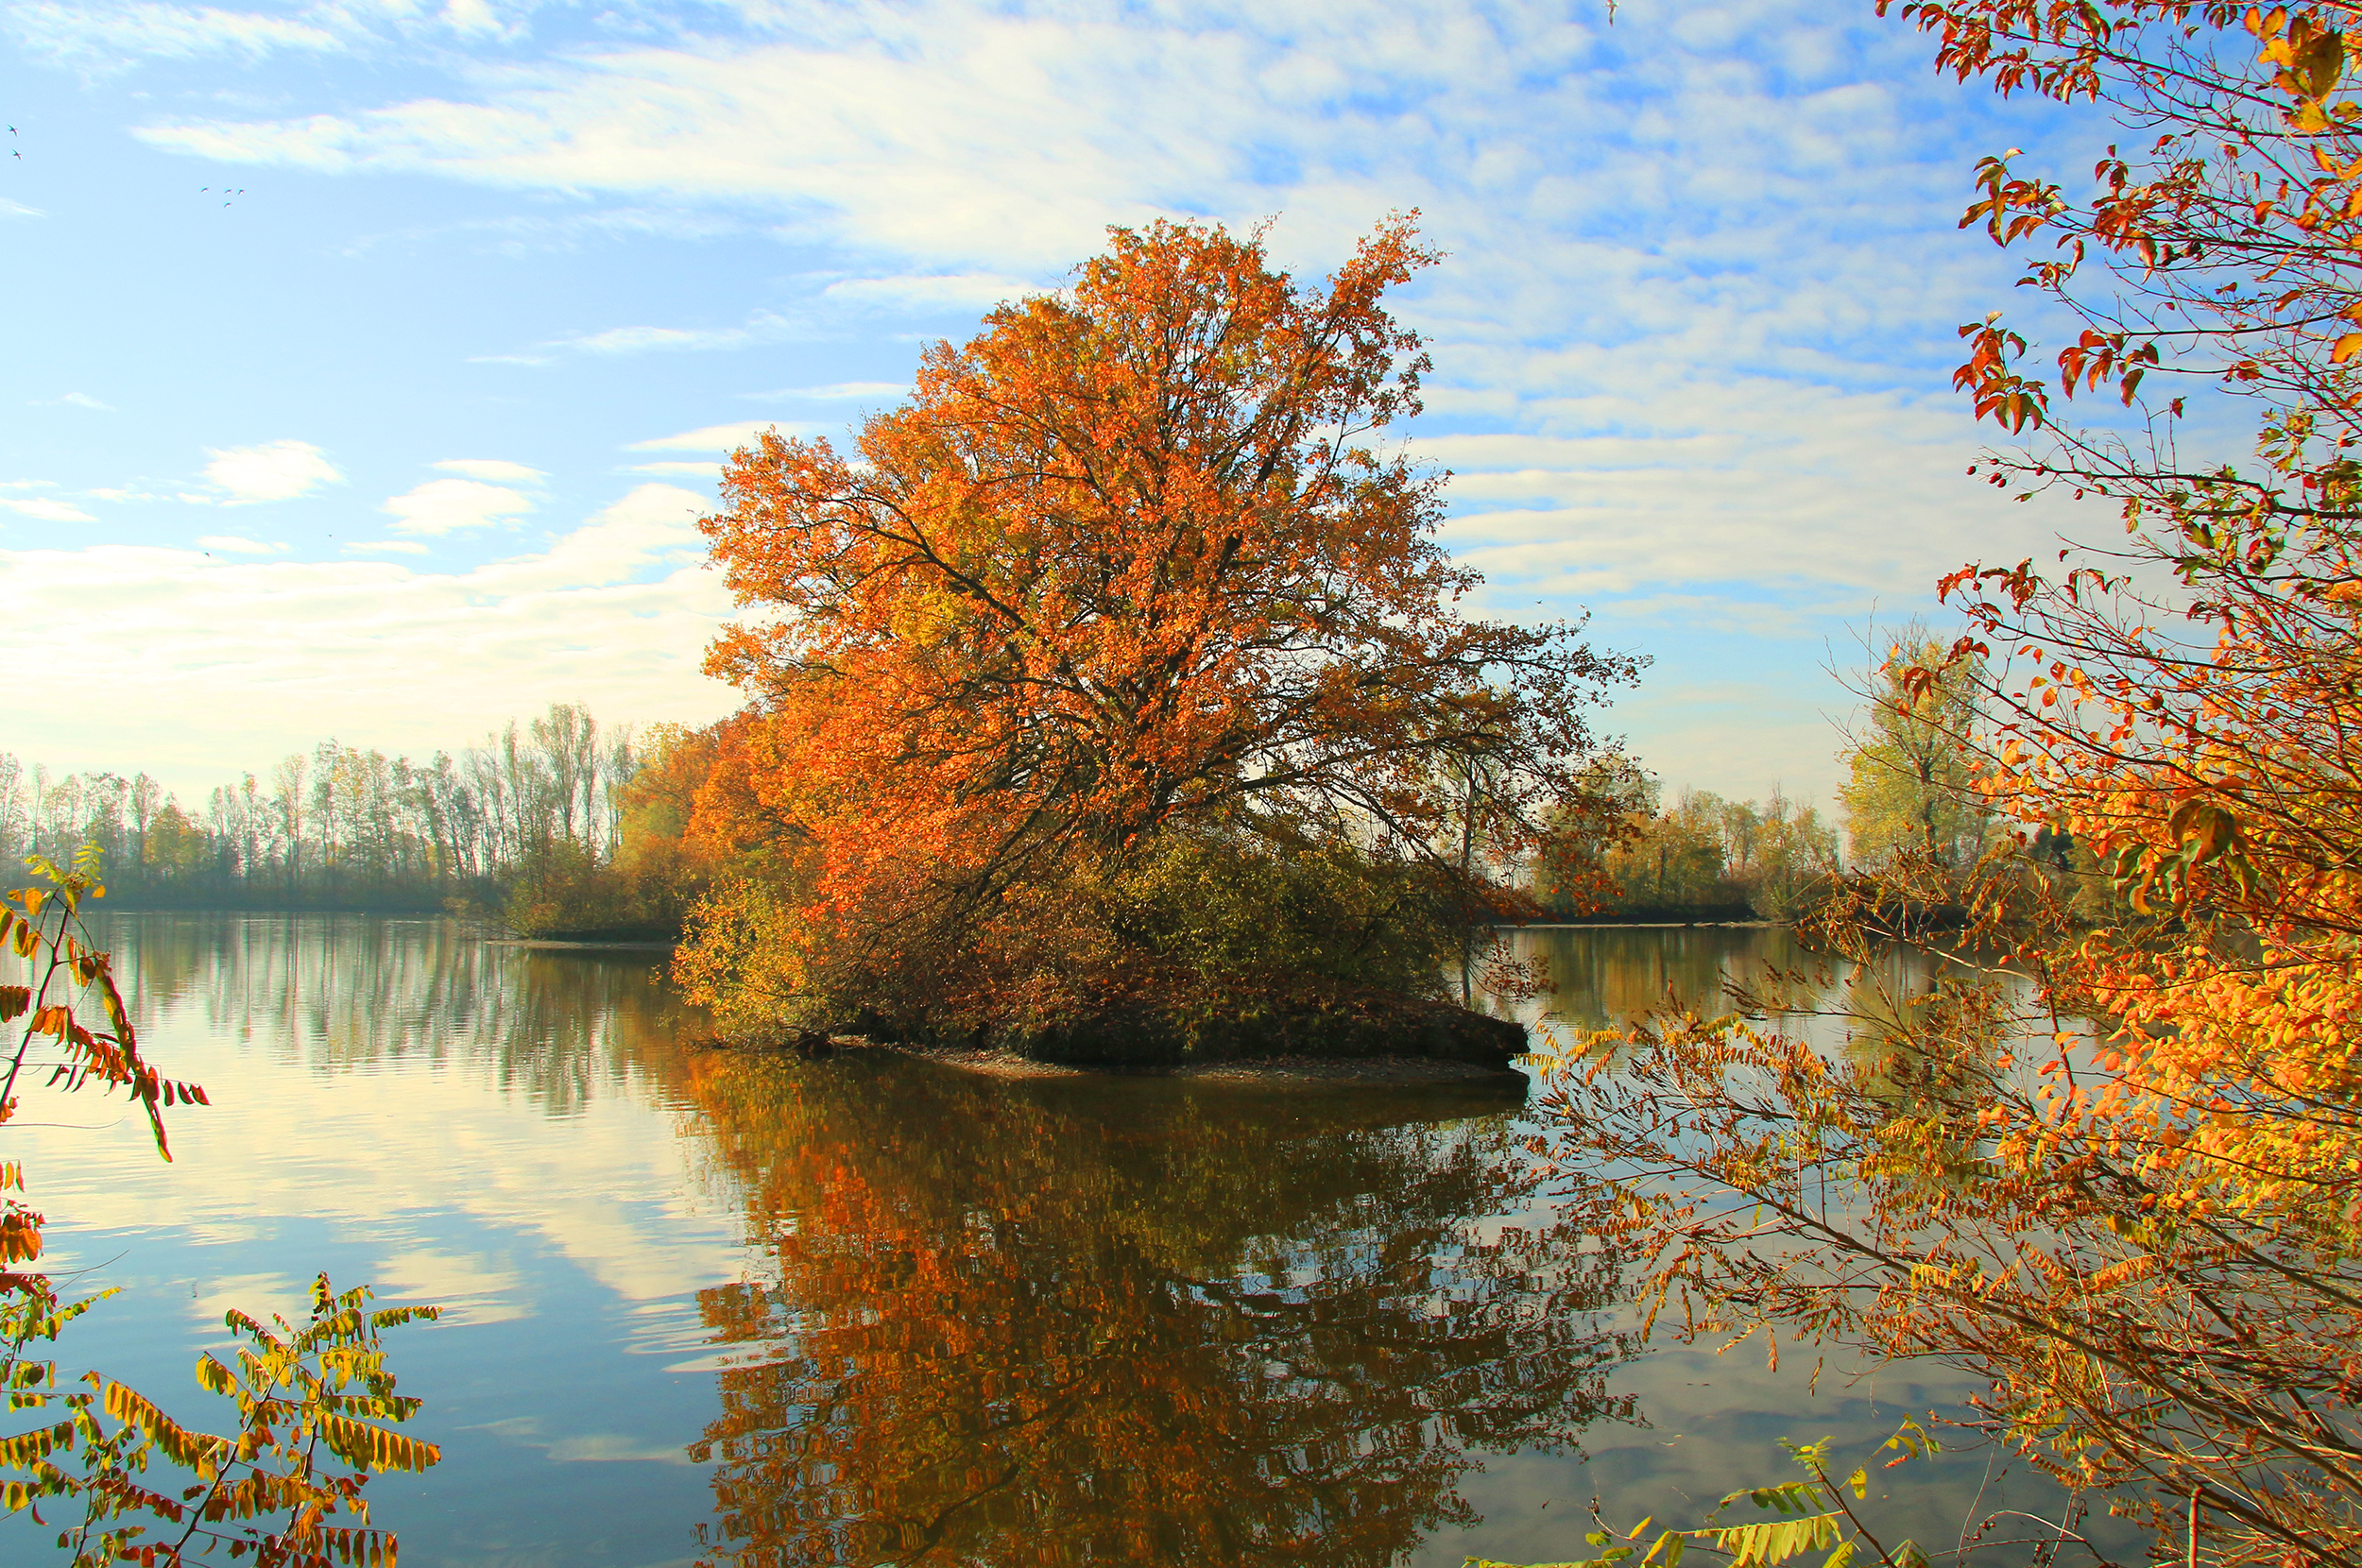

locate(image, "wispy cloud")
[[344, 538, 432, 554], [626, 460, 722, 476], [626, 420, 807, 452], [434, 458, 544, 483], [740, 381, 909, 402], [27, 0, 2109, 806], [2, 486, 736, 776], [1, 198, 45, 219], [45, 392, 112, 411], [196, 534, 282, 554], [820, 275, 1032, 313], [4, 0, 555, 67], [383, 477, 533, 536], [201, 439, 341, 504], [558, 310, 794, 356], [0, 497, 97, 523], [10, 1, 342, 64]]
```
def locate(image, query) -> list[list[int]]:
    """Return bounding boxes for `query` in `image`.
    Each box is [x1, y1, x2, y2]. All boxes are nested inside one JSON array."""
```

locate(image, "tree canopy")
[[686, 217, 1636, 1036]]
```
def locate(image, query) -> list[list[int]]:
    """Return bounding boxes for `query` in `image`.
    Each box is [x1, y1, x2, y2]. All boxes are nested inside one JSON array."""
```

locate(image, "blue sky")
[[0, 0, 2107, 811]]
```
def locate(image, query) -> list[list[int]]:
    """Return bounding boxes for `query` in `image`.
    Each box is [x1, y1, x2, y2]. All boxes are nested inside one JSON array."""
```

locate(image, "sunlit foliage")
[[1837, 635, 1994, 874], [1540, 774, 1840, 922], [679, 217, 1637, 1042]]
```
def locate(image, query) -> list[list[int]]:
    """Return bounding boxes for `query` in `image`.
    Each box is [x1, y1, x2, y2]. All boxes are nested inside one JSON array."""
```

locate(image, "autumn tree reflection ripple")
[[677, 1055, 1630, 1567]]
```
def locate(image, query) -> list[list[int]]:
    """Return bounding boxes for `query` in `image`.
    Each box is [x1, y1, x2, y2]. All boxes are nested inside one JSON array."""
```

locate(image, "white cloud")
[[0, 197, 43, 219], [202, 439, 341, 504], [0, 480, 59, 490], [627, 460, 722, 476], [49, 392, 112, 410], [344, 538, 431, 554], [0, 497, 97, 523], [195, 534, 281, 554], [0, 485, 737, 779], [52, 0, 2117, 800], [626, 420, 804, 452], [382, 477, 533, 536], [434, 458, 545, 483]]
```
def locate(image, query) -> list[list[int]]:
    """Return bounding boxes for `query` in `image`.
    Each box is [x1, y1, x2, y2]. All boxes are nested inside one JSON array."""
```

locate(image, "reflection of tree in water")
[[678, 1055, 1632, 1568], [1527, 927, 1817, 1031], [1519, 928, 2030, 1103], [89, 912, 698, 1116]]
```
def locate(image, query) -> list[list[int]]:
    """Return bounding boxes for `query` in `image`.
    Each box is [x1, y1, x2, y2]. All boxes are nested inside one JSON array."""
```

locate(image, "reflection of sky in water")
[[4, 915, 2123, 1567]]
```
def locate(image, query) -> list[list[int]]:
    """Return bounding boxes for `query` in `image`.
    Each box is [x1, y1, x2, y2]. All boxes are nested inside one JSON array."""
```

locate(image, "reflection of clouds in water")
[[186, 1271, 309, 1337], [1446, 929, 2123, 1568], [26, 1057, 743, 1312], [8, 915, 2113, 1565], [463, 1415, 693, 1465], [24, 912, 743, 1322], [373, 1248, 530, 1326], [1431, 1345, 2045, 1568]]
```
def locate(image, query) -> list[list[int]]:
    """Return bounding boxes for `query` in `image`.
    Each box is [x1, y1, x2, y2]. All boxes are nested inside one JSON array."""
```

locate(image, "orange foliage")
[[682, 216, 1636, 1032]]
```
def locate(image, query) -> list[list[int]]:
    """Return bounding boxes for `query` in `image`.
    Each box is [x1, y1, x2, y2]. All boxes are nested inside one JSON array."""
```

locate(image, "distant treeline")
[[1539, 775, 1840, 923], [0, 704, 657, 925], [6, 712, 1855, 937]]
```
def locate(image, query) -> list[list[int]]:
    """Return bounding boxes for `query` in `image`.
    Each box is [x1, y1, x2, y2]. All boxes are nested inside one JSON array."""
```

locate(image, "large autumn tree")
[[685, 217, 1636, 1041]]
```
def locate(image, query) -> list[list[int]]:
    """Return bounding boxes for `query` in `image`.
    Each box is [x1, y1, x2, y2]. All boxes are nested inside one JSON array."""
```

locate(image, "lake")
[[9, 914, 2092, 1567]]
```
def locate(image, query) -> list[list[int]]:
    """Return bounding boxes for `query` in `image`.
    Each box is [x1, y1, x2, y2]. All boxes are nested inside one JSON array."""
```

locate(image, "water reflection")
[[34, 915, 2073, 1568], [1518, 925, 1821, 1031], [89, 912, 697, 1116], [1515, 925, 1996, 1061], [675, 1054, 1632, 1567]]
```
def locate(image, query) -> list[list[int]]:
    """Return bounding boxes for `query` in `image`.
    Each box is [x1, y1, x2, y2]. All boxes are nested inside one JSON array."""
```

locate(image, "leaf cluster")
[[1472, 1425, 1951, 1568]]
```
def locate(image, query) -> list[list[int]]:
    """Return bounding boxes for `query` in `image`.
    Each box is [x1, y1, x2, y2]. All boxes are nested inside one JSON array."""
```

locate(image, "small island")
[[649, 217, 1639, 1067]]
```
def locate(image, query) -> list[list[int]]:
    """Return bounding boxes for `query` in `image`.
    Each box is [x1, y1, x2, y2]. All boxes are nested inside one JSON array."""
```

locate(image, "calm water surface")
[[9, 915, 2082, 1567]]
